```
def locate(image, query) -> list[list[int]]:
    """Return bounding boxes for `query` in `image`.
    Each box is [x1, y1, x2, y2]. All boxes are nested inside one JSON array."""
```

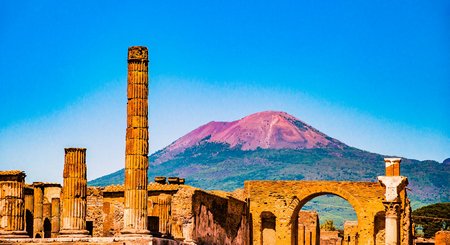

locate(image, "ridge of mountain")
[[89, 111, 450, 209], [153, 111, 345, 164]]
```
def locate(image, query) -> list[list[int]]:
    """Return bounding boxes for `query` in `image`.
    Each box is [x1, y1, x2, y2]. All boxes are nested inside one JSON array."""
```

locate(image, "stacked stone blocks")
[[59, 148, 89, 237], [122, 46, 150, 235]]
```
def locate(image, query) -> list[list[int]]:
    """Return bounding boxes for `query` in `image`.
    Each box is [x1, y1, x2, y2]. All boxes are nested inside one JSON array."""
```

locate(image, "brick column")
[[33, 182, 44, 238], [51, 198, 60, 238], [59, 148, 89, 237], [122, 46, 150, 236], [0, 170, 28, 238]]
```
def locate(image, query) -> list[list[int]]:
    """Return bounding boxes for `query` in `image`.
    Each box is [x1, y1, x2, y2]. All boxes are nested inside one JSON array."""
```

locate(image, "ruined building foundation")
[[59, 148, 89, 237], [122, 46, 151, 236]]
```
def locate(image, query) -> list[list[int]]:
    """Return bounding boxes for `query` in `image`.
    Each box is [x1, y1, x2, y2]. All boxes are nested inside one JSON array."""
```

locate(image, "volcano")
[[90, 111, 450, 208]]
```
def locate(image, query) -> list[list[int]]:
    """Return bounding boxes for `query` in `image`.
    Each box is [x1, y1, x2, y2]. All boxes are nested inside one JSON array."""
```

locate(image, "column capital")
[[377, 176, 408, 201], [383, 201, 401, 217]]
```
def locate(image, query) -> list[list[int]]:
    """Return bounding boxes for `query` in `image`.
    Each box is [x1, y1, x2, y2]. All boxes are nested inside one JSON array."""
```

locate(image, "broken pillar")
[[0, 170, 28, 238], [59, 148, 89, 237], [158, 195, 171, 236], [24, 185, 34, 237], [51, 198, 60, 238], [378, 158, 408, 245], [33, 182, 44, 238], [384, 158, 401, 176], [122, 46, 150, 236]]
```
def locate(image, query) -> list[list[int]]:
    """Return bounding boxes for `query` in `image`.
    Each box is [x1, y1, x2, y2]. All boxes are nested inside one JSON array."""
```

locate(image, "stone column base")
[[0, 230, 29, 238], [120, 228, 151, 237], [58, 229, 90, 237]]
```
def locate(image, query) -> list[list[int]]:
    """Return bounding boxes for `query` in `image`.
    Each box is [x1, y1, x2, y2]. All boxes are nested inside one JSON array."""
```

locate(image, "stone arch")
[[245, 180, 387, 245], [289, 191, 360, 245]]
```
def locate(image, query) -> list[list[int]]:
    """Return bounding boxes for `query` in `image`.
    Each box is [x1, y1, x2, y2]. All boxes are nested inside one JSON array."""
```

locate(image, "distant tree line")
[[412, 203, 450, 238]]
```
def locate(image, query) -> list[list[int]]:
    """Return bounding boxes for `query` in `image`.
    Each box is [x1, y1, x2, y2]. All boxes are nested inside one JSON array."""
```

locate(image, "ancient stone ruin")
[[0, 46, 418, 245]]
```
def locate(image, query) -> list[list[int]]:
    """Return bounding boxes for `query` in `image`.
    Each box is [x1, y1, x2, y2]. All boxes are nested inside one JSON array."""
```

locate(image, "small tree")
[[321, 220, 336, 231]]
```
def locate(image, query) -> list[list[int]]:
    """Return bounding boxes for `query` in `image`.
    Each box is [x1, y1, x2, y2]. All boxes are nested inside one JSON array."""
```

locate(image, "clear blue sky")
[[0, 1, 449, 183]]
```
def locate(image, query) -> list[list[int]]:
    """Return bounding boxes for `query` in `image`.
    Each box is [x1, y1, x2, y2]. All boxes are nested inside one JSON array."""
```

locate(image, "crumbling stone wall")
[[87, 187, 104, 237], [190, 190, 249, 245]]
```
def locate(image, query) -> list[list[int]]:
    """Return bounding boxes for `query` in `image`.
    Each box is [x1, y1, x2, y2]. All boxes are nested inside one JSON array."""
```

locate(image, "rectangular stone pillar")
[[59, 148, 89, 237], [33, 182, 44, 238], [51, 198, 60, 238], [24, 186, 34, 237], [122, 46, 151, 236], [0, 170, 28, 238], [298, 224, 305, 245]]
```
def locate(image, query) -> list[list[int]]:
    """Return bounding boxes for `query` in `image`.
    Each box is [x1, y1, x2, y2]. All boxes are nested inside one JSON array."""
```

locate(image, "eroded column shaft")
[[122, 46, 150, 235], [0, 171, 28, 238], [51, 198, 60, 238], [59, 148, 89, 237], [33, 183, 43, 238], [158, 195, 171, 235]]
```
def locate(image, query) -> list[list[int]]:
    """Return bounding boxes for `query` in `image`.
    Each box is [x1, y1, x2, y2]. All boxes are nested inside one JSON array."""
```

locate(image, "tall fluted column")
[[0, 171, 28, 238], [33, 182, 44, 238], [51, 198, 60, 238], [122, 46, 150, 236], [59, 148, 89, 237]]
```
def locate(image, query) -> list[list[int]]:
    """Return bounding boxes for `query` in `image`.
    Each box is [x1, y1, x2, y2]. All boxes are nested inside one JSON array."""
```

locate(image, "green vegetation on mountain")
[[90, 142, 450, 209]]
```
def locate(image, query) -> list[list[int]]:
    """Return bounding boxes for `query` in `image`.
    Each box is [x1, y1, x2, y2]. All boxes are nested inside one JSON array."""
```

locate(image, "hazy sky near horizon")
[[0, 1, 449, 183]]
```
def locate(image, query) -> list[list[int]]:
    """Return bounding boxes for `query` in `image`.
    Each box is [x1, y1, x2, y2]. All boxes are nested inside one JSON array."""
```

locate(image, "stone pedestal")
[[122, 46, 151, 236], [59, 148, 89, 237], [0, 171, 28, 238]]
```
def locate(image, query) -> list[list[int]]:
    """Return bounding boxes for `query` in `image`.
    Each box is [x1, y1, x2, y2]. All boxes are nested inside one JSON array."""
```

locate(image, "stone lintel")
[[0, 170, 26, 182], [377, 176, 408, 202]]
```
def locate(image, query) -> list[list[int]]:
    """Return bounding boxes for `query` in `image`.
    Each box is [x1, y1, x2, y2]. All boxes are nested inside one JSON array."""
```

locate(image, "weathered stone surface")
[[59, 148, 89, 237], [320, 230, 342, 245], [122, 46, 150, 236], [435, 231, 450, 245], [244, 180, 406, 245], [0, 171, 27, 238]]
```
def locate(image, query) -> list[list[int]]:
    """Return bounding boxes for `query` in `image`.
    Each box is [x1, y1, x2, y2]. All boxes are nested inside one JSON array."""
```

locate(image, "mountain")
[[89, 111, 450, 209]]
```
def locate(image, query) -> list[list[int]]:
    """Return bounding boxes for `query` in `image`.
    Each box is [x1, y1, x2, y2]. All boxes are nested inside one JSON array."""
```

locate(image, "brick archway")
[[244, 180, 406, 245]]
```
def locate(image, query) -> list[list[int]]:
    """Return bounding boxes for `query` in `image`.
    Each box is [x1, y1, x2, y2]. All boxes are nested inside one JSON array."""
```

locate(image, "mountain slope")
[[89, 111, 450, 208]]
